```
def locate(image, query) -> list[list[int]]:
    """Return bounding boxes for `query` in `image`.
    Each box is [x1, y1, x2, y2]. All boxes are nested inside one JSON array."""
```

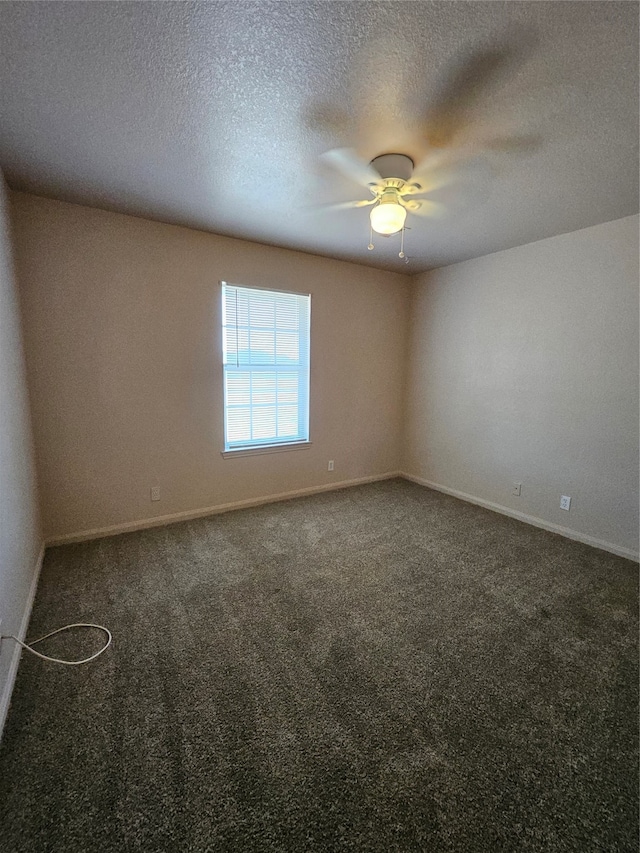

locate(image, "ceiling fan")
[[319, 147, 479, 258], [310, 36, 539, 261]]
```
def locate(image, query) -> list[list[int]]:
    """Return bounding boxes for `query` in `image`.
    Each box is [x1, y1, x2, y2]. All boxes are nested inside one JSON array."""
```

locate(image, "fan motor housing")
[[370, 153, 414, 182]]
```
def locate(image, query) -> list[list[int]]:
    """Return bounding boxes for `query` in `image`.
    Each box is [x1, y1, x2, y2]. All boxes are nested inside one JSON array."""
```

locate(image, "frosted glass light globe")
[[370, 201, 406, 235]]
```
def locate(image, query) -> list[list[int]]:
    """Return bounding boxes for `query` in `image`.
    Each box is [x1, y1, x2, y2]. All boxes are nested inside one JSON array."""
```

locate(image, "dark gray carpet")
[[0, 479, 637, 852]]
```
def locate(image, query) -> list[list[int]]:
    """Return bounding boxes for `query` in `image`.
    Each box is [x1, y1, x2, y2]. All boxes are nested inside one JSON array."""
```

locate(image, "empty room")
[[0, 2, 638, 851]]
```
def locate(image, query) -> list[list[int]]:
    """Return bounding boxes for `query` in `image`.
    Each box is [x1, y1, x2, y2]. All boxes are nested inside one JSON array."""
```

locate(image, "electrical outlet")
[[560, 495, 571, 511], [150, 486, 161, 502], [512, 482, 521, 497], [328, 460, 334, 472]]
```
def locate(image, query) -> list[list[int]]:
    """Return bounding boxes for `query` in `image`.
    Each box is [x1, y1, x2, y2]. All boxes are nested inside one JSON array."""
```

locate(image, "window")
[[222, 283, 310, 452]]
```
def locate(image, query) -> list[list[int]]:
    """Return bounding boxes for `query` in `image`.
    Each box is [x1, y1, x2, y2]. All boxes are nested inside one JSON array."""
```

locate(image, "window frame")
[[220, 281, 312, 457]]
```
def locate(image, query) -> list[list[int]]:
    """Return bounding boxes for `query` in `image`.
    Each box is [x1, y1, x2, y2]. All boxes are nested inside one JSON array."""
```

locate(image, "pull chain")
[[368, 221, 374, 251], [399, 225, 405, 259]]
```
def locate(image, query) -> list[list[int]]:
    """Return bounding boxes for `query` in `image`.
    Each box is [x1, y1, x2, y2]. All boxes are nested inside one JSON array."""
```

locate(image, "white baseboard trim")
[[0, 540, 46, 739], [46, 472, 402, 546], [400, 473, 639, 562]]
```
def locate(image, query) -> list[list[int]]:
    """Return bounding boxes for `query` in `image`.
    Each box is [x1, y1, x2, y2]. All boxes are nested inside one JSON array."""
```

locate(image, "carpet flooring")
[[0, 479, 637, 852]]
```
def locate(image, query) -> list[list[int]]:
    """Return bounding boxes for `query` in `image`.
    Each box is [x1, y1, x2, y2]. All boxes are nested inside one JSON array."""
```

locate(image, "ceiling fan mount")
[[369, 153, 414, 183]]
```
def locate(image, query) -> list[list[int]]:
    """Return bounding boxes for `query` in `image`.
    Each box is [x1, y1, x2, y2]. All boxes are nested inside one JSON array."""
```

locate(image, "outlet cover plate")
[[560, 495, 571, 511]]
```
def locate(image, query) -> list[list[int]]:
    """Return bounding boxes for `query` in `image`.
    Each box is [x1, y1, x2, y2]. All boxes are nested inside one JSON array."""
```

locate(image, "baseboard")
[[0, 540, 46, 739], [46, 472, 402, 546], [43, 470, 640, 558], [400, 473, 639, 562]]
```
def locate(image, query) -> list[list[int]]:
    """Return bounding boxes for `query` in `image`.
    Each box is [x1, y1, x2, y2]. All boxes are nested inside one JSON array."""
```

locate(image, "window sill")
[[221, 441, 312, 459]]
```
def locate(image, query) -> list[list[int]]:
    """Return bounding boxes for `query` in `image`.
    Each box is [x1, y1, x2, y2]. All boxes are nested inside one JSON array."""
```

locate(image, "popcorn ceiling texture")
[[0, 1, 637, 272], [0, 480, 637, 851]]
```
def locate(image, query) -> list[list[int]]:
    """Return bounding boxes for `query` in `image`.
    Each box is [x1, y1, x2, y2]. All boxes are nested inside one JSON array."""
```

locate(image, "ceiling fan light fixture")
[[370, 192, 407, 235]]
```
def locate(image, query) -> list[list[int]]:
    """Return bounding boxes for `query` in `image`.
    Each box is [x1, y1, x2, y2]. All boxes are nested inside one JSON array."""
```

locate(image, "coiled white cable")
[[1, 623, 112, 665]]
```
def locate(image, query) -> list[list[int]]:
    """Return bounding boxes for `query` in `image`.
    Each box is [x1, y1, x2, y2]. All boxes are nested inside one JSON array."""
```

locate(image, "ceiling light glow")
[[370, 193, 407, 235]]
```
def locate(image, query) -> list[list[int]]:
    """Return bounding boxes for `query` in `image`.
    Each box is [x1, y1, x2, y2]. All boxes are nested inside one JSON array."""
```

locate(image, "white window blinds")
[[222, 283, 310, 451]]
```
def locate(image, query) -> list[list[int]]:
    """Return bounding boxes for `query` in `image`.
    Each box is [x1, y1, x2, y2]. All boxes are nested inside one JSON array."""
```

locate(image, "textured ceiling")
[[0, 1, 637, 274]]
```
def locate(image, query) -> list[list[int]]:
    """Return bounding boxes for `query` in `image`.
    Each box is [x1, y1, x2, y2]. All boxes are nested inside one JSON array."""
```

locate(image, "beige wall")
[[404, 215, 639, 557], [12, 193, 410, 541], [0, 175, 41, 728], [10, 192, 639, 558]]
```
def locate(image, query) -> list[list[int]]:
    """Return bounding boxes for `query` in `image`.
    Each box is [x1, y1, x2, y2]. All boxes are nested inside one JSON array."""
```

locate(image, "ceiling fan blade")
[[306, 198, 376, 213], [321, 148, 382, 190], [407, 156, 492, 200], [406, 163, 460, 195], [305, 104, 352, 137], [421, 34, 534, 148], [404, 199, 447, 219], [479, 133, 542, 155]]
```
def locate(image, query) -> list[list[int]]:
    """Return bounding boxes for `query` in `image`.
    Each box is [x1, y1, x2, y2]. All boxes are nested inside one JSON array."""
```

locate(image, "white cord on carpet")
[[1, 623, 112, 665]]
